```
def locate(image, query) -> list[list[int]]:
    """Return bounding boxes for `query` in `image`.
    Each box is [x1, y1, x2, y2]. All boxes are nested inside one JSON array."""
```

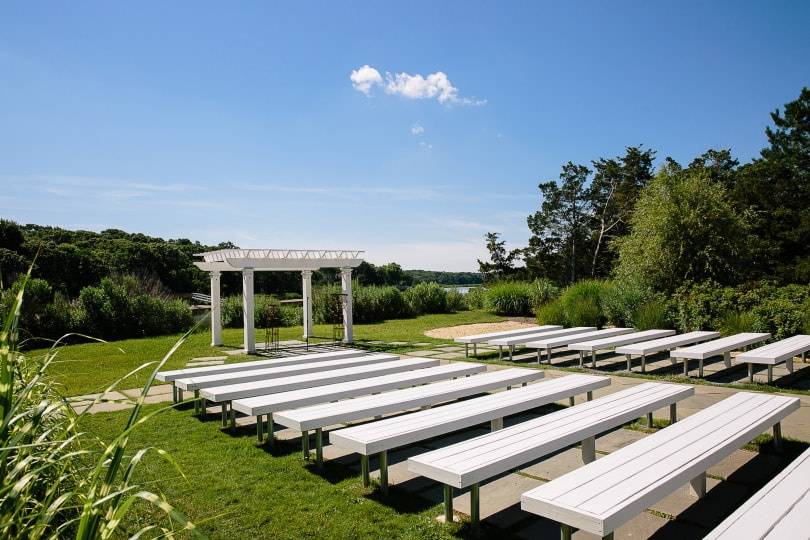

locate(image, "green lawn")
[[80, 404, 467, 539], [38, 310, 504, 396]]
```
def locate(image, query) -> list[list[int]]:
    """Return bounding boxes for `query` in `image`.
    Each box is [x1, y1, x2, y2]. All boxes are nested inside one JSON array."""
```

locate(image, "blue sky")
[[1, 2, 808, 270]]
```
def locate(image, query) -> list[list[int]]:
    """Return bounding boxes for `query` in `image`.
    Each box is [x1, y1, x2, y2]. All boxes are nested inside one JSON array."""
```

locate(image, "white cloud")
[[349, 64, 383, 95], [349, 65, 485, 106], [411, 122, 424, 135], [419, 141, 433, 149]]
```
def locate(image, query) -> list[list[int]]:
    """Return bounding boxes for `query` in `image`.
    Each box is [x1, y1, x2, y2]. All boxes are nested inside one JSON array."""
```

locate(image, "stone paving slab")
[[191, 356, 228, 362], [187, 360, 226, 367], [431, 352, 466, 360], [452, 473, 542, 520]]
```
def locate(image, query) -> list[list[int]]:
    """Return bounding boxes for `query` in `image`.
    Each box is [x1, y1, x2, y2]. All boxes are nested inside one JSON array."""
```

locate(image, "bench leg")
[[193, 390, 200, 414], [670, 404, 677, 424], [302, 430, 310, 460], [569, 396, 575, 407], [229, 403, 236, 430], [361, 455, 370, 487], [443, 485, 453, 523], [698, 358, 704, 378], [787, 358, 794, 374], [473, 343, 477, 355], [587, 391, 593, 401], [221, 403, 227, 427], [581, 436, 596, 464], [689, 472, 706, 498], [315, 428, 324, 468], [490, 417, 504, 431], [257, 414, 264, 443], [560, 524, 574, 540], [498, 346, 503, 360], [773, 422, 783, 451], [546, 348, 552, 364], [768, 365, 773, 384], [509, 345, 515, 361], [647, 412, 654, 428], [591, 351, 597, 368], [748, 363, 754, 383], [578, 351, 584, 368], [625, 354, 632, 371], [178, 388, 184, 402], [465, 343, 468, 357], [470, 483, 480, 530], [537, 350, 542, 364], [682, 358, 689, 377], [723, 351, 732, 369], [641, 354, 647, 373], [172, 383, 177, 403], [379, 450, 388, 494], [267, 416, 274, 448]]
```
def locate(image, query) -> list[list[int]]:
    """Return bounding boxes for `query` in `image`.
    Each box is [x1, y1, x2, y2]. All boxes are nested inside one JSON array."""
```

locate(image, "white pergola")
[[194, 249, 364, 354]]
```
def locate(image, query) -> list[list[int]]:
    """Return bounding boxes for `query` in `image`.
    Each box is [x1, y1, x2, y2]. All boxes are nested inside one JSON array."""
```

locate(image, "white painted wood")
[[341, 268, 353, 343], [671, 332, 770, 360], [616, 331, 720, 356], [301, 270, 313, 338], [274, 367, 544, 432], [407, 382, 692, 489], [568, 330, 676, 352], [156, 349, 370, 382], [242, 268, 255, 354], [231, 363, 487, 416], [521, 392, 800, 537], [706, 447, 810, 539], [524, 328, 634, 350], [454, 326, 556, 344], [737, 334, 810, 366], [174, 353, 401, 391], [488, 327, 595, 346], [209, 270, 222, 346], [331, 375, 611, 457], [200, 358, 440, 402]]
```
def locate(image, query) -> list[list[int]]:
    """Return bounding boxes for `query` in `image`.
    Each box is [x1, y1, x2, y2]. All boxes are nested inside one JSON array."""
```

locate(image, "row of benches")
[[456, 324, 810, 383], [158, 347, 806, 537]]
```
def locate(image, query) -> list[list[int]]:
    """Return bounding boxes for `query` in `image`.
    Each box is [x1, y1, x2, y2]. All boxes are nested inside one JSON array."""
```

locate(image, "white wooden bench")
[[489, 327, 595, 361], [230, 362, 487, 438], [526, 328, 634, 364], [200, 357, 440, 420], [157, 348, 369, 402], [332, 374, 611, 495], [407, 382, 692, 526], [671, 332, 771, 377], [736, 334, 810, 383], [704, 446, 810, 539], [568, 329, 676, 368], [274, 367, 545, 466], [455, 325, 560, 356], [615, 331, 720, 373], [173, 353, 397, 392], [521, 391, 800, 540]]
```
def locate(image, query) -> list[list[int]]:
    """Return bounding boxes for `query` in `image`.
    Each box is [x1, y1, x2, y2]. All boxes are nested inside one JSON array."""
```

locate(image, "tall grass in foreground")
[[0, 266, 205, 539]]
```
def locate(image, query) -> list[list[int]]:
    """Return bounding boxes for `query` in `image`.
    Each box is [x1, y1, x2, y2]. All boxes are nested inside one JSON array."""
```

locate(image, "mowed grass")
[[36, 310, 504, 396], [79, 403, 462, 539]]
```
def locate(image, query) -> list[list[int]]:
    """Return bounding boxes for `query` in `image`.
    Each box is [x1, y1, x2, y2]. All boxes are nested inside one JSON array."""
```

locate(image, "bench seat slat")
[[454, 326, 558, 344], [273, 367, 544, 432], [568, 329, 676, 352], [156, 349, 368, 382], [524, 328, 634, 349], [488, 327, 594, 346], [705, 446, 810, 539], [736, 334, 810, 365], [671, 332, 770, 360], [615, 331, 720, 356], [173, 353, 396, 390], [330, 374, 610, 457], [407, 382, 692, 488], [231, 363, 487, 415], [199, 358, 440, 402], [521, 392, 800, 536]]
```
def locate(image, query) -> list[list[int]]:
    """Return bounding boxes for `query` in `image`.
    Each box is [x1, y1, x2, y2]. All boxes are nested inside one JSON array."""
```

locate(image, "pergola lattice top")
[[194, 249, 364, 271]]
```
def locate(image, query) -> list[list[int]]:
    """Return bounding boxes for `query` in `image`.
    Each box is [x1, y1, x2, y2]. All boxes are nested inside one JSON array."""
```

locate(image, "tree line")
[[479, 87, 810, 290]]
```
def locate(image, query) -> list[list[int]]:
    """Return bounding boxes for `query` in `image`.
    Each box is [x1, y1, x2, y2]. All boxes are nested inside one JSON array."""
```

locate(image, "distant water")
[[443, 286, 472, 295]]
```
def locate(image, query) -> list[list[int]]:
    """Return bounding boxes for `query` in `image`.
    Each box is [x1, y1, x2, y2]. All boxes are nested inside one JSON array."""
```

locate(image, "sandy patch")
[[425, 320, 536, 340]]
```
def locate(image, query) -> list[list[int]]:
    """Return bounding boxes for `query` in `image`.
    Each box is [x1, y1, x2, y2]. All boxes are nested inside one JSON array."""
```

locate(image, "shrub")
[[530, 278, 560, 309], [312, 284, 412, 324], [559, 279, 611, 328], [602, 278, 653, 327], [633, 301, 672, 330], [485, 281, 534, 316], [719, 311, 757, 336], [404, 282, 448, 315], [445, 289, 467, 312], [750, 298, 808, 339], [536, 298, 566, 325], [464, 286, 486, 309]]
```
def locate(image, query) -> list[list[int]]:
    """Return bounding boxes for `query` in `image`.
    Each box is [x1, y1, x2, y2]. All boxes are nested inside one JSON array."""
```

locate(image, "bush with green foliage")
[[464, 286, 486, 310], [633, 301, 672, 330], [535, 298, 567, 325], [445, 289, 467, 312], [535, 279, 611, 328], [485, 281, 535, 316], [718, 311, 757, 336], [404, 282, 448, 315]]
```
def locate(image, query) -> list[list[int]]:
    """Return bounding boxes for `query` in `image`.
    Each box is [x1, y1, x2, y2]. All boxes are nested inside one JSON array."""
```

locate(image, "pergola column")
[[301, 270, 314, 338], [242, 268, 255, 354], [340, 267, 353, 343], [209, 270, 222, 346]]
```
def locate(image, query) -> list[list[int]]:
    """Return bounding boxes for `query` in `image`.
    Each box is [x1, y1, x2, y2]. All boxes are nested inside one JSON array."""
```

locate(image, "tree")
[[733, 87, 810, 282], [614, 166, 754, 291], [477, 232, 520, 282], [525, 162, 592, 284], [587, 146, 655, 277]]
